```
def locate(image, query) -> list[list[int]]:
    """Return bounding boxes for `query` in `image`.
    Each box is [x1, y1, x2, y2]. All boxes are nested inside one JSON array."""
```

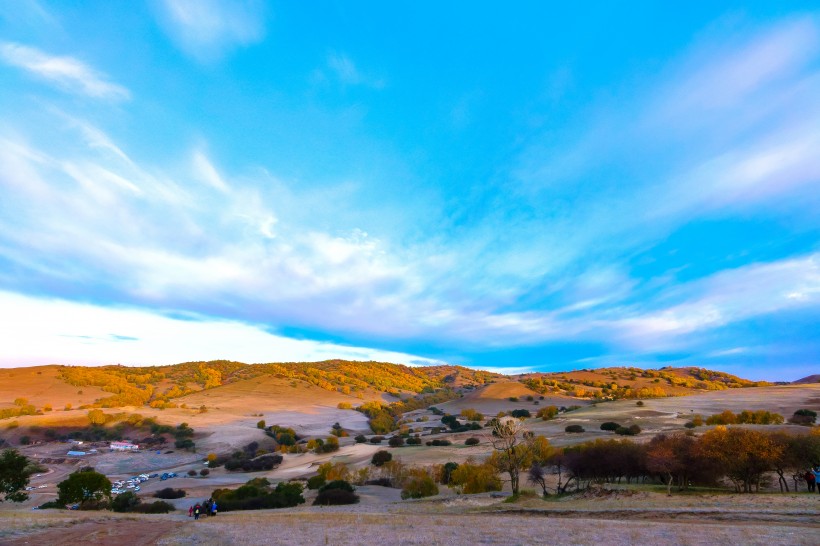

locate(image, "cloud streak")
[[0, 42, 130, 100], [154, 0, 265, 61]]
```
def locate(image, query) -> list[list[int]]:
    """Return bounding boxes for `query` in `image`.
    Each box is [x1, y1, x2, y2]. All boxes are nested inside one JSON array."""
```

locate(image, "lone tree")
[[57, 469, 112, 506], [488, 418, 534, 495], [0, 449, 32, 503]]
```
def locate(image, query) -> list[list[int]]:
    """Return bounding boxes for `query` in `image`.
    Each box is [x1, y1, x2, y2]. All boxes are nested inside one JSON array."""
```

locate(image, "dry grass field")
[[2, 489, 818, 546], [0, 365, 107, 410]]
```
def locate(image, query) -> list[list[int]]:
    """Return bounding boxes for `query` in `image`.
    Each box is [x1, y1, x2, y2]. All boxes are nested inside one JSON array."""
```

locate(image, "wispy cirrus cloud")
[[313, 52, 385, 89], [0, 42, 129, 101], [154, 0, 266, 62]]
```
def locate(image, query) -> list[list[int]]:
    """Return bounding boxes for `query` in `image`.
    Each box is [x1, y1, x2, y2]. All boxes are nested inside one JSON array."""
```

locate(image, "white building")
[[109, 441, 139, 452]]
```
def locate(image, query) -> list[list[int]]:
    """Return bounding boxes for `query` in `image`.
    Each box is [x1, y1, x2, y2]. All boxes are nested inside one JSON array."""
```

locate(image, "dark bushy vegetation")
[[313, 481, 359, 505], [600, 422, 620, 431], [307, 475, 326, 490], [212, 478, 304, 511], [154, 487, 186, 499], [224, 454, 283, 472], [465, 437, 480, 446], [510, 409, 531, 418], [426, 439, 452, 446], [789, 409, 817, 426], [388, 436, 404, 447], [406, 436, 422, 445], [565, 425, 585, 433], [371, 450, 392, 466], [615, 424, 641, 436]]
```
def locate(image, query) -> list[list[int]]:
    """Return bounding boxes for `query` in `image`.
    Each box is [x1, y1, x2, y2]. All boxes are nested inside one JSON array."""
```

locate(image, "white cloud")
[[155, 0, 265, 61], [0, 290, 442, 367], [0, 42, 130, 101]]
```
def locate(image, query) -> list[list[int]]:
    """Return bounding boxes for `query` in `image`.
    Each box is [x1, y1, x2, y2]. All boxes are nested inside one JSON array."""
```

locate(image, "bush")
[[369, 436, 384, 444], [636, 401, 644, 406], [790, 409, 817, 426], [615, 424, 641, 436], [508, 397, 518, 402], [354, 434, 367, 443], [510, 409, 531, 418], [154, 488, 186, 499], [200, 469, 209, 477], [388, 436, 404, 447], [464, 437, 480, 446], [371, 450, 392, 467], [132, 501, 175, 513], [224, 454, 283, 472], [187, 469, 197, 476], [426, 439, 452, 446], [600, 422, 620, 431], [319, 480, 354, 493], [401, 474, 439, 499], [313, 488, 359, 506], [565, 425, 585, 433], [111, 491, 140, 512], [406, 437, 422, 445], [307, 475, 326, 490], [536, 406, 559, 420], [256, 420, 266, 429], [213, 480, 304, 512]]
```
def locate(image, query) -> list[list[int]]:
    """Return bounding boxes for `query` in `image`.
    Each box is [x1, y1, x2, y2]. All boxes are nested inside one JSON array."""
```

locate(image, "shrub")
[[615, 424, 641, 436], [371, 450, 392, 467], [307, 475, 326, 490], [510, 409, 531, 418], [464, 437, 480, 446], [187, 469, 197, 476], [224, 454, 283, 472], [426, 439, 452, 446], [600, 422, 620, 431], [132, 500, 175, 514], [565, 425, 585, 433], [369, 436, 384, 444], [354, 434, 367, 443], [789, 409, 817, 426], [319, 480, 354, 493], [536, 406, 558, 420], [154, 488, 186, 499], [256, 420, 266, 429], [684, 421, 697, 429], [388, 436, 405, 447], [508, 397, 519, 402], [200, 469, 209, 477], [401, 474, 439, 499], [313, 488, 359, 506], [406, 436, 422, 445], [460, 408, 483, 421], [111, 491, 140, 512], [213, 479, 304, 512], [337, 402, 352, 410], [636, 401, 644, 406]]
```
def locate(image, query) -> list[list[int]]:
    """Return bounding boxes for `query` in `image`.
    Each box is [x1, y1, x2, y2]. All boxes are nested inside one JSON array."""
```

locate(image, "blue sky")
[[0, 2, 818, 380]]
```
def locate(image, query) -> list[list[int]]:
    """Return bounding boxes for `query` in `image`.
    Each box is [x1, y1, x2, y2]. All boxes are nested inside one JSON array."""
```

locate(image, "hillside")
[[518, 366, 772, 401], [793, 374, 820, 384], [0, 361, 776, 420]]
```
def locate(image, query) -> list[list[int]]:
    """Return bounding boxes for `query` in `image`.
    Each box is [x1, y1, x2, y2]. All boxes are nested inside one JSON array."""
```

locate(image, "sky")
[[0, 2, 818, 381]]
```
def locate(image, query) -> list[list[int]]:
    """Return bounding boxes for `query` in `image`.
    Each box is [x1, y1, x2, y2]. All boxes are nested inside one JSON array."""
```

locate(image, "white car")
[[37, 485, 47, 489], [134, 486, 141, 492]]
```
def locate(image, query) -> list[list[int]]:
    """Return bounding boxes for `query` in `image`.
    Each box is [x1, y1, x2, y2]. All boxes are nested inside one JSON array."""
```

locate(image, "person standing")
[[211, 500, 217, 517], [813, 468, 820, 495], [805, 470, 816, 492], [194, 503, 201, 520], [188, 505, 193, 517]]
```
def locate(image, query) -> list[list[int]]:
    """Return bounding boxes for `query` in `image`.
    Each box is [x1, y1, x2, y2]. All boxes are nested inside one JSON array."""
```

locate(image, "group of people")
[[188, 498, 218, 519], [802, 468, 820, 493]]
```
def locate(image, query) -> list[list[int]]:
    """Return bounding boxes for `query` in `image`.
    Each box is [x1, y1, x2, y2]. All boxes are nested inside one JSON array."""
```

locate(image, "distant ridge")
[[793, 374, 820, 384]]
